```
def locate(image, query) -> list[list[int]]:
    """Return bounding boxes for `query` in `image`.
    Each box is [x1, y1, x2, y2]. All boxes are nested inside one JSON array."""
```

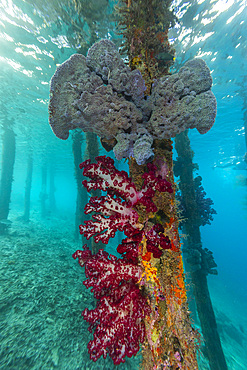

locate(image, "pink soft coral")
[[73, 156, 173, 364], [73, 247, 150, 364], [73, 247, 140, 298], [79, 155, 172, 245]]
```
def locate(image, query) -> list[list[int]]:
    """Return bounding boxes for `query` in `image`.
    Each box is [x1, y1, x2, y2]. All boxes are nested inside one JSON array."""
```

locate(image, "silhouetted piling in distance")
[[238, 79, 247, 155], [85, 132, 104, 254], [175, 130, 228, 370], [0, 126, 16, 234], [244, 111, 247, 152], [40, 164, 47, 218], [72, 130, 88, 242], [22, 153, 33, 222], [49, 163, 57, 214]]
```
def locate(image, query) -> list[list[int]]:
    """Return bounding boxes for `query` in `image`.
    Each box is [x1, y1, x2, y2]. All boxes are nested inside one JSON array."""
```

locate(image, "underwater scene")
[[0, 0, 246, 369]]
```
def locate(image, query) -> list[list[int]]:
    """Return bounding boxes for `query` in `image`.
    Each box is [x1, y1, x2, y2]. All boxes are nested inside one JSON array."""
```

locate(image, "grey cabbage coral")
[[49, 39, 216, 164], [149, 59, 217, 138], [49, 52, 142, 141]]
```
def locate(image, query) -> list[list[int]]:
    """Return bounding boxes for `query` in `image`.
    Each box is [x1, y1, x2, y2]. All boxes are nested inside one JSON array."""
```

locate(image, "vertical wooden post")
[[23, 152, 33, 222], [117, 1, 199, 368], [49, 162, 56, 214], [85, 132, 104, 254], [72, 130, 88, 242], [0, 126, 16, 233], [40, 163, 47, 218], [175, 131, 228, 370]]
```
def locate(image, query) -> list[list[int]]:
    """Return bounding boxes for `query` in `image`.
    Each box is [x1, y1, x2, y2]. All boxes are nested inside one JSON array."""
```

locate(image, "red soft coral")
[[79, 155, 173, 243], [80, 194, 141, 244], [84, 282, 150, 364], [73, 248, 141, 298], [73, 156, 173, 365], [79, 156, 139, 204], [73, 248, 150, 364], [146, 224, 171, 258]]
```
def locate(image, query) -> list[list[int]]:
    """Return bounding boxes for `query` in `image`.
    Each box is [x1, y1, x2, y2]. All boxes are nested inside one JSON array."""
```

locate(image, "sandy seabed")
[[0, 211, 246, 369], [0, 212, 141, 370]]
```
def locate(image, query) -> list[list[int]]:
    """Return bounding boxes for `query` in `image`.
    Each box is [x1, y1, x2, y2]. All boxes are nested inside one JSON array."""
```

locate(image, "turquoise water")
[[0, 0, 246, 369]]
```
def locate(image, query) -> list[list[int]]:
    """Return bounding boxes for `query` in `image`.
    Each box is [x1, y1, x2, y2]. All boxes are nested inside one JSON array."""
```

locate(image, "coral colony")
[[72, 156, 172, 364], [49, 40, 216, 166], [176, 175, 217, 228], [49, 39, 216, 368]]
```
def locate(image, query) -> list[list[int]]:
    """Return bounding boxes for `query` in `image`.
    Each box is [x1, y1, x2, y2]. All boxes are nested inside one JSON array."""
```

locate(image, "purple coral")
[[49, 39, 216, 164], [49, 53, 142, 141], [87, 40, 147, 106], [176, 175, 217, 228], [149, 59, 217, 138], [194, 176, 217, 226]]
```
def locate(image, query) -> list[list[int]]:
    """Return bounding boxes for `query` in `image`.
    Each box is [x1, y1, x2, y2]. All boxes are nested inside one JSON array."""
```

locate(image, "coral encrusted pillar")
[[175, 130, 228, 370], [117, 0, 199, 368]]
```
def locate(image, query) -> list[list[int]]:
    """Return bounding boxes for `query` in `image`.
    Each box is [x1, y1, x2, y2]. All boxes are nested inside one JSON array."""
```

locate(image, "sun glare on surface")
[[210, 0, 235, 14]]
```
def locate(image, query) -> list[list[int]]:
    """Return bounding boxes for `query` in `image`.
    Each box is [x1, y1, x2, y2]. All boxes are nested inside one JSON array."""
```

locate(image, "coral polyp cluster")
[[73, 155, 174, 364], [116, 0, 176, 88], [176, 174, 217, 228], [73, 247, 150, 365], [49, 39, 216, 165], [194, 175, 217, 226], [79, 155, 172, 250]]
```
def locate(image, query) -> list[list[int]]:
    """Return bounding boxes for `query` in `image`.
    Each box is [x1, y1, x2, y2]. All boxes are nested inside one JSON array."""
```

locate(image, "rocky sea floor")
[[0, 212, 140, 370], [0, 211, 246, 369]]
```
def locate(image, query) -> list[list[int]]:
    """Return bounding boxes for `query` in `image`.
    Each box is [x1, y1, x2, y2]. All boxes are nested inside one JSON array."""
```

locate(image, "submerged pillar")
[[129, 142, 199, 369], [49, 162, 56, 214], [175, 130, 228, 370], [48, 0, 217, 366], [85, 132, 104, 254], [23, 153, 33, 222], [40, 163, 47, 218], [72, 130, 88, 241], [118, 1, 199, 368], [0, 126, 16, 234]]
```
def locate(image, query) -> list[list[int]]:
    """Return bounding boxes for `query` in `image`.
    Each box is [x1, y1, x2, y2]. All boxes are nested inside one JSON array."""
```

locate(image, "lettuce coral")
[[49, 39, 217, 165], [72, 155, 174, 364]]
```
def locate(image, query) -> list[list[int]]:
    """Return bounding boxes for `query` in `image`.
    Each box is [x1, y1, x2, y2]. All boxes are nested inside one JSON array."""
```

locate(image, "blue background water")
[[0, 0, 246, 368]]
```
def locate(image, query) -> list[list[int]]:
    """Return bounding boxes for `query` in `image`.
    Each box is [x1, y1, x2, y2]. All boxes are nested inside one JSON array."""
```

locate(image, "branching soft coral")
[[84, 280, 150, 365], [80, 156, 172, 206], [79, 155, 172, 245], [73, 156, 173, 364], [73, 247, 150, 364], [73, 248, 141, 298]]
